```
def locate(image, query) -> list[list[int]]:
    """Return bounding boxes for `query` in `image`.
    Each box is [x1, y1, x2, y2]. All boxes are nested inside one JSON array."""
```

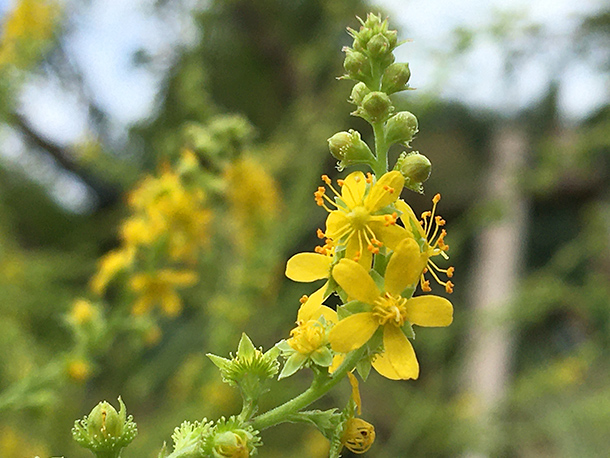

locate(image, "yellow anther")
[[433, 193, 441, 203], [299, 295, 308, 304], [365, 172, 373, 184], [337, 179, 345, 186], [383, 185, 395, 194], [321, 174, 332, 185], [316, 228, 325, 239], [421, 280, 431, 292], [447, 267, 455, 278], [435, 216, 446, 226], [445, 281, 454, 294]]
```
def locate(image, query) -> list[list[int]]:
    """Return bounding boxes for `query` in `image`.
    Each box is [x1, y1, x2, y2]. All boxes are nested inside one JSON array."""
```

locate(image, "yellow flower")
[[315, 171, 409, 267], [280, 288, 337, 378], [130, 269, 198, 317], [90, 248, 135, 295], [396, 193, 454, 293], [328, 238, 453, 380], [288, 287, 337, 354]]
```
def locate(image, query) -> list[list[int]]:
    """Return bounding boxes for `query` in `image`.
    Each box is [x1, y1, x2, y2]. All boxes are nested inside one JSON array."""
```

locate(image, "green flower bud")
[[358, 91, 394, 122], [327, 130, 374, 165], [343, 49, 368, 78], [207, 333, 279, 401], [350, 82, 370, 105], [384, 111, 418, 145], [72, 397, 137, 455], [394, 151, 432, 194], [367, 33, 390, 57], [202, 417, 261, 458], [381, 63, 411, 94]]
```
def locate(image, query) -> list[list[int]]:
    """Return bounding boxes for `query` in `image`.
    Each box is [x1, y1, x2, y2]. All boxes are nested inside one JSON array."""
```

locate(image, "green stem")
[[372, 121, 388, 176], [250, 347, 366, 431]]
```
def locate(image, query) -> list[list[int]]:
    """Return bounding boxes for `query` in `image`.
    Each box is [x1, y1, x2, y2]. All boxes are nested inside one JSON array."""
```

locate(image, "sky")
[[0, 0, 608, 211]]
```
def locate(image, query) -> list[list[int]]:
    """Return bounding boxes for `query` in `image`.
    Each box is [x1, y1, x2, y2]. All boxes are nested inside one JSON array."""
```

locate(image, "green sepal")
[[311, 347, 333, 367], [402, 322, 416, 340], [337, 301, 371, 320], [369, 268, 385, 291], [356, 357, 372, 381], [278, 353, 307, 380], [285, 409, 341, 440]]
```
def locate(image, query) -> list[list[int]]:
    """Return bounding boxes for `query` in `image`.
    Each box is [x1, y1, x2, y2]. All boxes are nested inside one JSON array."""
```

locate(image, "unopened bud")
[[72, 397, 137, 454], [350, 82, 371, 105], [366, 33, 390, 57], [384, 111, 418, 145], [343, 49, 368, 78], [395, 151, 431, 193], [327, 130, 373, 164], [381, 63, 411, 94], [359, 91, 393, 122]]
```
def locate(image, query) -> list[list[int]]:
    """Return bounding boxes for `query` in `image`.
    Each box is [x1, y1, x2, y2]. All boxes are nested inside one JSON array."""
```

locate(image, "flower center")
[[288, 320, 326, 355], [348, 205, 370, 230], [372, 293, 408, 327]]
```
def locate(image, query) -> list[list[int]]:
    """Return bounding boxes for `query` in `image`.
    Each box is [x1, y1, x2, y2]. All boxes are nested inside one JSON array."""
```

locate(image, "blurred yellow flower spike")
[[69, 299, 97, 325], [0, 0, 60, 68], [90, 248, 135, 295], [316, 171, 409, 268], [67, 358, 92, 383], [130, 269, 198, 317], [396, 194, 455, 293], [224, 156, 280, 249], [329, 238, 453, 380]]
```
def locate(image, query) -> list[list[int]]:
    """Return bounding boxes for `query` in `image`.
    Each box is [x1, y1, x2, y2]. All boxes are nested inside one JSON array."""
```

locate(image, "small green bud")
[[366, 33, 390, 57], [343, 49, 368, 78], [202, 417, 262, 458], [394, 151, 431, 194], [72, 397, 137, 455], [358, 91, 394, 122], [350, 82, 371, 105], [384, 111, 418, 145], [327, 130, 374, 165], [207, 334, 280, 401], [381, 63, 411, 94]]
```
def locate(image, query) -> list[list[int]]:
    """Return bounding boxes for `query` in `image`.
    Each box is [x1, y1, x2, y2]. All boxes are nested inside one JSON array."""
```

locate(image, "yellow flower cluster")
[[285, 171, 455, 380], [0, 0, 59, 69], [90, 150, 211, 317]]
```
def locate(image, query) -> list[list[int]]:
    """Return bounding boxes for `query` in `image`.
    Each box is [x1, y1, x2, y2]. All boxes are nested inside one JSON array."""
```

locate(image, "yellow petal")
[[395, 199, 425, 239], [365, 171, 404, 211], [329, 312, 378, 353], [297, 285, 327, 322], [329, 353, 345, 373], [332, 259, 380, 304], [372, 325, 419, 380], [326, 210, 350, 240], [405, 295, 453, 327], [286, 252, 331, 282], [368, 220, 409, 250], [341, 171, 366, 209], [384, 238, 428, 295], [345, 236, 373, 270]]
